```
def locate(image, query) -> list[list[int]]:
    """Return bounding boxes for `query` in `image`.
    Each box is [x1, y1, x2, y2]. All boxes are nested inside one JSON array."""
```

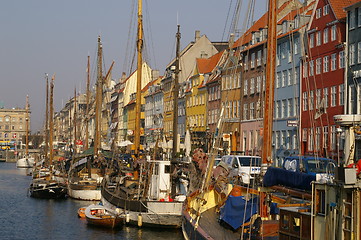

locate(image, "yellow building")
[[186, 51, 225, 149]]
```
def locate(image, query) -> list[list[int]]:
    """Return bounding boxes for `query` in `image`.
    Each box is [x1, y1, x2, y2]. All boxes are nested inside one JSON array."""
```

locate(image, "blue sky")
[[0, 0, 267, 132]]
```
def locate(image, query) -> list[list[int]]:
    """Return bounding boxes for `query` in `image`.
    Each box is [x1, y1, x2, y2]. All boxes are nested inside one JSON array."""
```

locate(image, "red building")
[[301, 0, 358, 158]]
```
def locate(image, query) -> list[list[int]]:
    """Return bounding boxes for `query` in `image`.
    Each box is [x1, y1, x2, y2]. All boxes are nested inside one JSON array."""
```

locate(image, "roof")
[[328, 0, 359, 19], [196, 50, 225, 74], [232, 0, 303, 48]]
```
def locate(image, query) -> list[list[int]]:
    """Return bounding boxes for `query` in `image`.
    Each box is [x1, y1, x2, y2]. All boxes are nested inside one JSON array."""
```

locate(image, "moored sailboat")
[[101, 1, 185, 228], [29, 74, 67, 199], [67, 38, 107, 201], [17, 95, 35, 168]]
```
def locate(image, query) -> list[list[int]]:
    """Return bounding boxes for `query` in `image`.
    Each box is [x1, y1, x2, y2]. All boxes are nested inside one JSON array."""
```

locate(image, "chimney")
[[228, 33, 235, 48], [121, 72, 127, 82], [195, 30, 200, 42], [152, 70, 160, 80]]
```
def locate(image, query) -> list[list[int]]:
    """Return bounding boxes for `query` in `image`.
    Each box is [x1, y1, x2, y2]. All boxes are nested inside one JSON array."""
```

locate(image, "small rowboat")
[[78, 207, 86, 218], [85, 204, 124, 228]]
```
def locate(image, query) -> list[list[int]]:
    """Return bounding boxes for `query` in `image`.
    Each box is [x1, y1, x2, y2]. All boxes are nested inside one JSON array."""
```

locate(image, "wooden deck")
[[198, 207, 240, 240]]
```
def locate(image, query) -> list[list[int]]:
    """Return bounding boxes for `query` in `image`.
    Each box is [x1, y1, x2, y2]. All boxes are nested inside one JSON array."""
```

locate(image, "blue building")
[[273, 4, 314, 165]]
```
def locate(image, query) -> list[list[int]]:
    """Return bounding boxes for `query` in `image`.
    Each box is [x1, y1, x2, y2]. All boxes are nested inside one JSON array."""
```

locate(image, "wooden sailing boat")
[[17, 95, 35, 168], [101, 1, 184, 228], [67, 39, 105, 201], [29, 74, 67, 199]]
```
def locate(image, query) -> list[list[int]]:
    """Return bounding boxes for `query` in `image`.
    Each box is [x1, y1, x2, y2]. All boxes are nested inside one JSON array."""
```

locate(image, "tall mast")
[[73, 88, 77, 157], [260, 0, 277, 219], [172, 25, 181, 159], [45, 74, 49, 160], [134, 0, 143, 156], [171, 24, 181, 197], [85, 55, 90, 150], [94, 36, 103, 156], [49, 75, 55, 166], [25, 95, 29, 159]]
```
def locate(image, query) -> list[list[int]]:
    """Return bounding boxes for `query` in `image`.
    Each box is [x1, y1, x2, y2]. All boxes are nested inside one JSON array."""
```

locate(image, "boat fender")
[[126, 212, 130, 223], [137, 214, 142, 227]]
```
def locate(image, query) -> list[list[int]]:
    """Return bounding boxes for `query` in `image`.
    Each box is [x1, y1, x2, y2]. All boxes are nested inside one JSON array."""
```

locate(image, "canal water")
[[0, 162, 183, 240]]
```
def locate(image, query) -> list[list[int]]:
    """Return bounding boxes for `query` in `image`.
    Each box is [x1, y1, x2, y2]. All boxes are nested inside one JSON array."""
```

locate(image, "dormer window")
[[323, 5, 329, 16], [294, 16, 300, 29], [282, 21, 287, 34], [259, 29, 264, 41]]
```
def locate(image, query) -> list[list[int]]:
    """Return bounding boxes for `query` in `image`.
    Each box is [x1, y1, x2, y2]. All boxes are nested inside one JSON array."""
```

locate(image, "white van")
[[221, 155, 261, 184]]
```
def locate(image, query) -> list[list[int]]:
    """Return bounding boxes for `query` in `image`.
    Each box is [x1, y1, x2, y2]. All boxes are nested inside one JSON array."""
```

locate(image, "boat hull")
[[16, 157, 35, 168], [29, 182, 67, 199], [101, 187, 183, 228], [85, 204, 124, 229], [68, 187, 101, 201]]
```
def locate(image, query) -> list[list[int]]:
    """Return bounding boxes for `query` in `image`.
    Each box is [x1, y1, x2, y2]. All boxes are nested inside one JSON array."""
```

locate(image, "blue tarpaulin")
[[263, 167, 316, 191], [220, 195, 258, 230]]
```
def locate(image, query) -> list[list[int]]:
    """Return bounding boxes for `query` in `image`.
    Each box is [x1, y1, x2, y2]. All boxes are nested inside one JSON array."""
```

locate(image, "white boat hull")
[[101, 195, 183, 228], [68, 187, 101, 201], [16, 157, 35, 168]]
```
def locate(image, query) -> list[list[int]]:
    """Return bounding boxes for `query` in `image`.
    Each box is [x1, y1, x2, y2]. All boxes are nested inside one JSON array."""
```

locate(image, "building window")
[[277, 45, 280, 65], [288, 98, 293, 117], [358, 42, 361, 64], [288, 69, 292, 86], [244, 79, 248, 95], [282, 71, 287, 87], [294, 37, 299, 54], [243, 103, 248, 120], [316, 58, 321, 74], [331, 86, 336, 107], [244, 54, 248, 70], [324, 88, 328, 108], [294, 67, 299, 85], [316, 8, 321, 19], [323, 28, 328, 44], [339, 84, 344, 105], [359, 8, 361, 26], [281, 42, 286, 59], [331, 53, 337, 71], [310, 90, 314, 110], [250, 78, 255, 94], [282, 100, 287, 118], [316, 31, 321, 46], [256, 76, 261, 93], [309, 60, 314, 76], [350, 44, 355, 65], [331, 25, 336, 41], [276, 101, 281, 118], [257, 50, 262, 66], [251, 52, 255, 68], [323, 5, 329, 16], [331, 125, 336, 150], [316, 89, 321, 109], [303, 92, 308, 111], [350, 9, 355, 29], [339, 51, 345, 68], [309, 33, 314, 48], [250, 102, 254, 120], [323, 56, 329, 73], [276, 72, 281, 88]]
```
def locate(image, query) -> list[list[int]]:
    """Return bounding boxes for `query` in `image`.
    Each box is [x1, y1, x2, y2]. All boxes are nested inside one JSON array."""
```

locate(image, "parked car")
[[282, 156, 336, 176], [221, 155, 261, 184]]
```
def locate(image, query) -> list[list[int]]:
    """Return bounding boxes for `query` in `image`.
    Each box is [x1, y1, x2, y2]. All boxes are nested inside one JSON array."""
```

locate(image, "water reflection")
[[0, 162, 183, 240]]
